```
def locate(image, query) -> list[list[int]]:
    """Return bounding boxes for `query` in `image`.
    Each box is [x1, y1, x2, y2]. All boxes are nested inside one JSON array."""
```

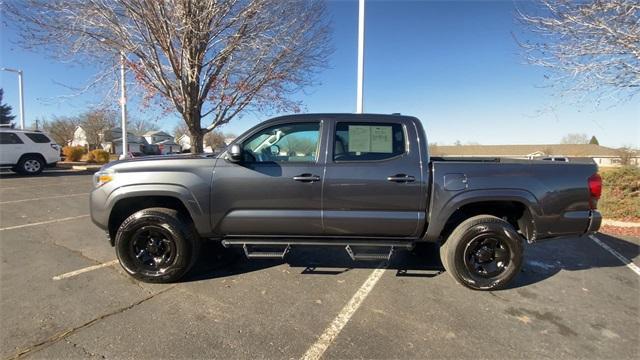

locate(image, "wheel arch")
[[106, 185, 209, 245], [424, 189, 541, 243]]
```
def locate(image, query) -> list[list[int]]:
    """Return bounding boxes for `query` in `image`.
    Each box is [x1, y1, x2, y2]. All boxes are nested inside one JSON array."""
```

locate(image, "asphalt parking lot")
[[1, 170, 638, 359]]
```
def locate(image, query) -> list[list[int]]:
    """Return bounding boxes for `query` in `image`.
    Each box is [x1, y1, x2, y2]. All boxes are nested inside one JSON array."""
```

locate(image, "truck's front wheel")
[[115, 208, 200, 283], [440, 215, 523, 290]]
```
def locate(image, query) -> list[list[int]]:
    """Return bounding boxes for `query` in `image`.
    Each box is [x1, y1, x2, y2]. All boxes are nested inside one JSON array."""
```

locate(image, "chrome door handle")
[[387, 175, 415, 183], [293, 174, 321, 182]]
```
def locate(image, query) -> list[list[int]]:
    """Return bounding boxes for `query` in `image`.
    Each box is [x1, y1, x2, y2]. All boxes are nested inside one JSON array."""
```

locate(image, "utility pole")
[[356, 0, 365, 114], [1, 67, 25, 129], [119, 51, 128, 159]]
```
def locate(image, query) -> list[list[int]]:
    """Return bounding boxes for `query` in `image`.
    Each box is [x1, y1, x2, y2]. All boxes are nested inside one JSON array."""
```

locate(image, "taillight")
[[588, 173, 602, 209]]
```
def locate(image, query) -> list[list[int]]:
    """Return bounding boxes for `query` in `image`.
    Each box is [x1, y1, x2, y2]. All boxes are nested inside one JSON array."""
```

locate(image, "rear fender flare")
[[424, 189, 541, 242]]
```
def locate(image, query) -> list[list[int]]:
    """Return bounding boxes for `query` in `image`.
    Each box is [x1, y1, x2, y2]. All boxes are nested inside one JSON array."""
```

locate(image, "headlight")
[[93, 169, 115, 188]]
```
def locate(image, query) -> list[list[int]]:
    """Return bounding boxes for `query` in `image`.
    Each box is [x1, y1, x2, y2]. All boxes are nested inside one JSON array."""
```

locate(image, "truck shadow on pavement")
[[186, 242, 444, 282], [186, 233, 639, 290]]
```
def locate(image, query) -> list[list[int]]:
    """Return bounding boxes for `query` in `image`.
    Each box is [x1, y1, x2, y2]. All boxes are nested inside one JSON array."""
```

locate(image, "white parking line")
[[301, 264, 387, 360], [0, 193, 89, 205], [0, 215, 89, 231], [589, 234, 640, 276], [52, 260, 119, 280]]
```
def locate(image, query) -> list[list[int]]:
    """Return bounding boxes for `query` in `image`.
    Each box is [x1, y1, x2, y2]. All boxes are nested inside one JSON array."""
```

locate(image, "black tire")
[[440, 215, 523, 291], [17, 155, 44, 175], [115, 207, 200, 283]]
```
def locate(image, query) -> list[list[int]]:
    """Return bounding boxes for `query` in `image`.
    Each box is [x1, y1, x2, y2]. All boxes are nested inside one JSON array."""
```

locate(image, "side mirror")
[[228, 144, 242, 163]]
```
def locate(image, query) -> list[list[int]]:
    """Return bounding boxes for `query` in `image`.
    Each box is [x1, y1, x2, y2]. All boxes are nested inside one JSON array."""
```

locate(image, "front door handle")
[[387, 174, 416, 183], [293, 174, 321, 182]]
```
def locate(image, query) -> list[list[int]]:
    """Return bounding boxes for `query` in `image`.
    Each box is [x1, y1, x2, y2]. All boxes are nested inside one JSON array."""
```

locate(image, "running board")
[[222, 238, 414, 249], [242, 244, 290, 259], [346, 245, 394, 261]]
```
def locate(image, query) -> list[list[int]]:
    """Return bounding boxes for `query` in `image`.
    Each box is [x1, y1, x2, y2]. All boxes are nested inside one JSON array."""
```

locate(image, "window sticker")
[[370, 126, 393, 153], [348, 125, 371, 153]]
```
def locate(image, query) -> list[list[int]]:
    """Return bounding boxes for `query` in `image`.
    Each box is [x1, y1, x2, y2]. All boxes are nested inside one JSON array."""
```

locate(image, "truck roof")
[[262, 113, 419, 125]]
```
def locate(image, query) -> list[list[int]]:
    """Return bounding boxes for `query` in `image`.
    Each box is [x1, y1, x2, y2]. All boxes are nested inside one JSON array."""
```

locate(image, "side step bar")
[[345, 245, 394, 261], [243, 244, 290, 259], [223, 238, 413, 261]]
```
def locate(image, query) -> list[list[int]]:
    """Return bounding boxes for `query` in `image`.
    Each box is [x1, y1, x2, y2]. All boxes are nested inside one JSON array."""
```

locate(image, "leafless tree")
[[41, 116, 79, 146], [173, 122, 189, 140], [7, 0, 331, 153], [204, 131, 226, 150], [129, 117, 159, 136], [616, 146, 636, 165], [79, 110, 117, 149], [560, 133, 589, 144], [516, 0, 640, 104]]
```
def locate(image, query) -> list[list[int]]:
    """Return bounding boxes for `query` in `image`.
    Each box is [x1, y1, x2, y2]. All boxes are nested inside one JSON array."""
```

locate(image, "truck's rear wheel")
[[440, 215, 523, 290], [115, 207, 200, 283]]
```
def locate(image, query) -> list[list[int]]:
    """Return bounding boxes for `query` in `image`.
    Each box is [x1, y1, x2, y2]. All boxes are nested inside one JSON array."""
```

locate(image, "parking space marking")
[[590, 234, 640, 276], [0, 193, 89, 205], [0, 179, 90, 191], [52, 260, 119, 280], [0, 214, 89, 231], [301, 264, 387, 360]]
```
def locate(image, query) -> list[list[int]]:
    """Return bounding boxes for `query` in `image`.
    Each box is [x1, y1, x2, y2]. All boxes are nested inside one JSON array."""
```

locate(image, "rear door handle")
[[293, 174, 321, 182], [387, 175, 416, 183]]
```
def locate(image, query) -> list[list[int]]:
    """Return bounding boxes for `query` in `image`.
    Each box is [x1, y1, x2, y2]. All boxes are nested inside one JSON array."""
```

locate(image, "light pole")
[[1, 67, 25, 129], [119, 51, 128, 159], [356, 0, 365, 114]]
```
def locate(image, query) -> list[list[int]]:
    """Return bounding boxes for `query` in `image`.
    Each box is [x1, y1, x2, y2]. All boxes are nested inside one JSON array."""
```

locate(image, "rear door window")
[[333, 122, 405, 161], [25, 132, 51, 143], [0, 132, 24, 144]]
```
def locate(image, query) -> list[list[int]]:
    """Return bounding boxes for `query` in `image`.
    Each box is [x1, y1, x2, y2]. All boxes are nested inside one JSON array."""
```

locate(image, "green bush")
[[599, 166, 640, 221], [62, 146, 85, 162], [90, 149, 110, 164]]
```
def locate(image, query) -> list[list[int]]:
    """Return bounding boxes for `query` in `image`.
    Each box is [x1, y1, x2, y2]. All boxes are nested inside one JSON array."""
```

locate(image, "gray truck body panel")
[[90, 114, 601, 244]]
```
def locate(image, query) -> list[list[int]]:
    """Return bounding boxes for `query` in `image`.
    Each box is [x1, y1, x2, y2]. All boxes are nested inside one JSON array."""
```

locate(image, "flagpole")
[[356, 0, 365, 114]]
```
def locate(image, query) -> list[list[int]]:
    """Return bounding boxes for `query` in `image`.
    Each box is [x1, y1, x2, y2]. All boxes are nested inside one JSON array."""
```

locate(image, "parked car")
[[0, 128, 61, 175], [90, 114, 602, 290]]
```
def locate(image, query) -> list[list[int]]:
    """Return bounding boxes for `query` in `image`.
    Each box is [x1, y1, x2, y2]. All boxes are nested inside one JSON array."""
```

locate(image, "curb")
[[602, 219, 640, 228], [71, 165, 103, 171]]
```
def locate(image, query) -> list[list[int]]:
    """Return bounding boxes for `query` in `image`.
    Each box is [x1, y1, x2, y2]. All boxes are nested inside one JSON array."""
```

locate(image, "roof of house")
[[143, 130, 172, 137], [430, 144, 627, 157], [110, 137, 146, 144], [156, 139, 179, 146]]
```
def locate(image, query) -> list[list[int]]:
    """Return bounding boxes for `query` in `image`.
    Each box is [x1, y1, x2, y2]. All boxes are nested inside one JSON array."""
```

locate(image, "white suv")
[[0, 128, 61, 175]]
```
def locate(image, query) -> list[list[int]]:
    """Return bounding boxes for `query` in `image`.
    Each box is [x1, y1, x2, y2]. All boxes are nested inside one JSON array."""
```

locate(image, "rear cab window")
[[333, 122, 405, 161], [0, 132, 24, 144], [24, 132, 51, 143]]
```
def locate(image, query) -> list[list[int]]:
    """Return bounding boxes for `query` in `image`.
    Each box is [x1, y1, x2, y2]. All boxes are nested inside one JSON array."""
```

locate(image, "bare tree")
[[560, 133, 589, 144], [42, 116, 79, 146], [79, 110, 117, 149], [204, 131, 226, 150], [8, 0, 331, 153], [129, 117, 159, 136], [616, 146, 636, 165], [516, 0, 640, 103], [173, 122, 189, 140]]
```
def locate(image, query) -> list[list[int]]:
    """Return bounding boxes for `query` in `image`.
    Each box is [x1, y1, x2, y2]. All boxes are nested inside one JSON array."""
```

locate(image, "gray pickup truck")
[[90, 114, 602, 290]]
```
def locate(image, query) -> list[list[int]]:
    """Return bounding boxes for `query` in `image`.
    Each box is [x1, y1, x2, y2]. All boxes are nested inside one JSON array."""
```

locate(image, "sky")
[[1, 0, 638, 147]]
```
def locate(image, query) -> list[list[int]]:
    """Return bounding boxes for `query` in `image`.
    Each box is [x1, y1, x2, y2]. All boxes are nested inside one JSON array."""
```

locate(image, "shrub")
[[62, 146, 85, 162], [90, 149, 110, 164], [599, 166, 640, 221]]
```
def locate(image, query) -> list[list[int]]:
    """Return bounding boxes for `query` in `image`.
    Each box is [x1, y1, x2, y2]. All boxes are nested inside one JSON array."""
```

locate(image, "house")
[[71, 126, 89, 147], [430, 144, 639, 167], [176, 133, 235, 153], [143, 130, 173, 145], [156, 139, 181, 154], [102, 136, 146, 154]]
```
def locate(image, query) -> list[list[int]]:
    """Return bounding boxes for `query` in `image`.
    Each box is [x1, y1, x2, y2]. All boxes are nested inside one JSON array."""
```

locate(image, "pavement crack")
[[6, 285, 176, 360], [50, 240, 103, 265]]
